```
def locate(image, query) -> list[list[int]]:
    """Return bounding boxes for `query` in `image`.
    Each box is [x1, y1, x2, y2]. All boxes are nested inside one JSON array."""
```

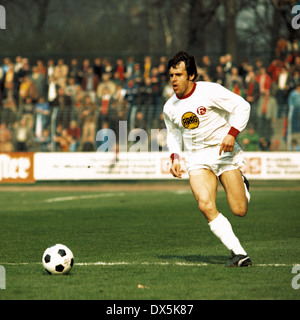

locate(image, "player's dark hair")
[[167, 51, 198, 81]]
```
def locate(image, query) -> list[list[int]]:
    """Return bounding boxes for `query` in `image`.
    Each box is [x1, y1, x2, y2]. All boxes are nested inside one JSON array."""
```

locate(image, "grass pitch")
[[0, 180, 299, 300]]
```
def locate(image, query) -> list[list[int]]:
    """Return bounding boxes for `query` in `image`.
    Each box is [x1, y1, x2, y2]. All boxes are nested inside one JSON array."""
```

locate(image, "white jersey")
[[163, 81, 250, 156]]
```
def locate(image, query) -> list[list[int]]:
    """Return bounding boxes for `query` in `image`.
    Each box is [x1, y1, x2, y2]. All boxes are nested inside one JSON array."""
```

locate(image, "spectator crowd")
[[0, 36, 300, 153]]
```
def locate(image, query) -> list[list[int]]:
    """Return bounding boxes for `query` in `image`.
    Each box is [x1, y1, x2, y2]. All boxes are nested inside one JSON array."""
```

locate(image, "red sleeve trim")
[[170, 153, 180, 163], [228, 127, 240, 138]]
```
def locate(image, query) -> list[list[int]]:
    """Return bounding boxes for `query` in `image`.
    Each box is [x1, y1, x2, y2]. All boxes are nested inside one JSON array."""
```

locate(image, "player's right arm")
[[163, 108, 183, 179], [169, 155, 182, 179]]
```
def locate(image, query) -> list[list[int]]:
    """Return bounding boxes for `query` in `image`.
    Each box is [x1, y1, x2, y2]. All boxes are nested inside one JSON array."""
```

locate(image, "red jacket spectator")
[[255, 67, 272, 94], [267, 59, 287, 83]]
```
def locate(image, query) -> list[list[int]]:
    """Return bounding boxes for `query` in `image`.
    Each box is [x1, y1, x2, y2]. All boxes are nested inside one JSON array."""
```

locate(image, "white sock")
[[243, 180, 251, 203], [208, 213, 247, 256]]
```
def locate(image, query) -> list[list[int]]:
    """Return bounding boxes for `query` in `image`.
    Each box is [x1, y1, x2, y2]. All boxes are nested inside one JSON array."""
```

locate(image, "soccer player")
[[163, 51, 252, 267]]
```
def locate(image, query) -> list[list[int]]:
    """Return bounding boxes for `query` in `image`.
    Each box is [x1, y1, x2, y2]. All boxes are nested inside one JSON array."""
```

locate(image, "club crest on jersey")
[[197, 106, 206, 115], [181, 112, 199, 129]]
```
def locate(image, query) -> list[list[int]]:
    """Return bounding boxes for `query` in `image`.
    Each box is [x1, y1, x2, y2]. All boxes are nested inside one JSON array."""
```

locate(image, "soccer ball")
[[42, 244, 74, 275]]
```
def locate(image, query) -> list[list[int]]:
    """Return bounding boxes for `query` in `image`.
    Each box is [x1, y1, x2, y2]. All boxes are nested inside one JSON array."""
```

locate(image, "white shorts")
[[187, 142, 245, 177]]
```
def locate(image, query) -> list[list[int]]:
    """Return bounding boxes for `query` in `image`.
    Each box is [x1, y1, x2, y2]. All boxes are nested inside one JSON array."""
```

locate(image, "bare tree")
[[224, 0, 238, 61], [147, 0, 222, 56], [146, 0, 190, 55], [1, 0, 296, 63], [33, 0, 51, 32], [188, 0, 222, 53]]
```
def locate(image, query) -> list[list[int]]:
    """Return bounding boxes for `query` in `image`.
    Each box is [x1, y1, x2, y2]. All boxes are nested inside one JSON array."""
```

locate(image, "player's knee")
[[197, 198, 216, 216], [232, 204, 247, 217]]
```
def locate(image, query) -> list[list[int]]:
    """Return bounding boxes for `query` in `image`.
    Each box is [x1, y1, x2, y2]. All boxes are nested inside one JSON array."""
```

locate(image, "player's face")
[[169, 61, 195, 98]]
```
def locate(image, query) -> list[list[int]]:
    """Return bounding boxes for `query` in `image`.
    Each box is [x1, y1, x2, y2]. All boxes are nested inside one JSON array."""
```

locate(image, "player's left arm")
[[219, 133, 236, 155], [211, 84, 251, 155]]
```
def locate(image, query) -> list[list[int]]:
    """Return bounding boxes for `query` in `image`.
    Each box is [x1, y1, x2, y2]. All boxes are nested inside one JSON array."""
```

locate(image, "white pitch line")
[[0, 261, 298, 267], [44, 190, 192, 203], [75, 261, 210, 266], [0, 262, 40, 265], [74, 262, 299, 267], [44, 192, 125, 203], [76, 261, 130, 266]]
